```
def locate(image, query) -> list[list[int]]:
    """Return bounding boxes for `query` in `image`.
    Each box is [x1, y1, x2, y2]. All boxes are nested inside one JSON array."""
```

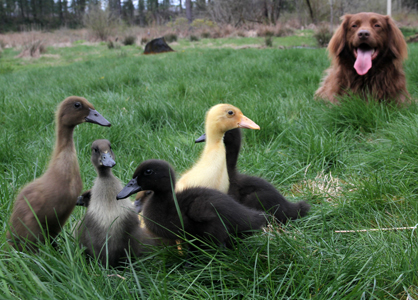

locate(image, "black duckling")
[[7, 96, 111, 251], [196, 128, 310, 223], [176, 104, 260, 193], [117, 159, 266, 248], [75, 139, 157, 267]]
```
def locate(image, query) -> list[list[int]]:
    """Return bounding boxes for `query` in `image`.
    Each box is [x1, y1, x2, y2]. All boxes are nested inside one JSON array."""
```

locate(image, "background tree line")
[[1, 0, 418, 33]]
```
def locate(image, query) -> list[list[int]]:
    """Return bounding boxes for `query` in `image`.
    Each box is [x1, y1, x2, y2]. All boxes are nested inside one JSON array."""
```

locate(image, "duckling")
[[176, 104, 260, 193], [6, 96, 111, 251], [196, 128, 310, 223], [117, 159, 266, 248], [75, 140, 156, 267], [76, 190, 144, 214]]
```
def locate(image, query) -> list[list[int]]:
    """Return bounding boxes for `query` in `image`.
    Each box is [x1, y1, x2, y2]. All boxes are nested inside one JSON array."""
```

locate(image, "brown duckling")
[[196, 128, 310, 223], [176, 104, 260, 193], [75, 140, 157, 267], [117, 159, 266, 249], [6, 96, 111, 251]]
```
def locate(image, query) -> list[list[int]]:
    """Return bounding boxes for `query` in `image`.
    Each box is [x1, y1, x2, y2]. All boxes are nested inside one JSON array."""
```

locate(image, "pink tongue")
[[354, 48, 373, 75]]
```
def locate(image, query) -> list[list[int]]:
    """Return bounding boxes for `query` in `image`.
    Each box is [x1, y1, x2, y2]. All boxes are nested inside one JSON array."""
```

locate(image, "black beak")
[[86, 109, 111, 127], [117, 178, 142, 200], [76, 190, 91, 207], [75, 195, 86, 206], [101, 152, 116, 168], [195, 133, 206, 143]]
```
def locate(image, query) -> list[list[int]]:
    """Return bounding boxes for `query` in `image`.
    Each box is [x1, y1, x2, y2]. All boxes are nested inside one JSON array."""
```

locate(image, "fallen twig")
[[107, 274, 126, 280], [335, 226, 417, 233]]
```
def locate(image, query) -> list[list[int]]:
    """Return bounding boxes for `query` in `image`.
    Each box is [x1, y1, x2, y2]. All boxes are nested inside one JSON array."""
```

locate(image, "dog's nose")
[[358, 30, 370, 40]]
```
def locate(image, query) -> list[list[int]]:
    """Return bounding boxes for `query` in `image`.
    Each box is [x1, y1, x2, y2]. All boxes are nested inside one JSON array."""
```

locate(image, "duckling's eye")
[[144, 169, 153, 176], [94, 148, 98, 153], [74, 102, 82, 108], [227, 110, 234, 116]]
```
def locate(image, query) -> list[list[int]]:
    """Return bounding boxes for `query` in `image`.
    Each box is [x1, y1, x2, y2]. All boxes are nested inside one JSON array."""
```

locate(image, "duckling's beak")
[[85, 109, 111, 127], [195, 133, 206, 143], [76, 195, 86, 206], [76, 190, 91, 207], [100, 152, 116, 168], [117, 178, 142, 200], [238, 115, 260, 130]]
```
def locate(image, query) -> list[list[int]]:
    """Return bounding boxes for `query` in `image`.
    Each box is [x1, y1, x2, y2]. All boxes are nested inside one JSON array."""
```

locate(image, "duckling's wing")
[[186, 198, 218, 223]]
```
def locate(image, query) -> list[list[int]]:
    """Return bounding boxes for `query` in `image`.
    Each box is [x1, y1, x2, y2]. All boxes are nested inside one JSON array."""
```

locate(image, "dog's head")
[[328, 12, 407, 75]]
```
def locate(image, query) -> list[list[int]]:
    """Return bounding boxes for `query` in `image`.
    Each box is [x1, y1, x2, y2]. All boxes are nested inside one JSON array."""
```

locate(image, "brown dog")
[[315, 12, 409, 104]]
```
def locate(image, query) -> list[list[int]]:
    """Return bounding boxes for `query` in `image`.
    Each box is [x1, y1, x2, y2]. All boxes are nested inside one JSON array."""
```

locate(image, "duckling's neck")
[[224, 129, 242, 176], [96, 166, 113, 178], [51, 124, 76, 161], [205, 125, 225, 148]]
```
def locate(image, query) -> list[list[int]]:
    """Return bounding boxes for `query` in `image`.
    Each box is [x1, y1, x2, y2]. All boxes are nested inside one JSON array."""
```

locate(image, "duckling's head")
[[205, 104, 260, 135], [91, 139, 116, 171], [57, 96, 111, 128], [117, 160, 175, 200]]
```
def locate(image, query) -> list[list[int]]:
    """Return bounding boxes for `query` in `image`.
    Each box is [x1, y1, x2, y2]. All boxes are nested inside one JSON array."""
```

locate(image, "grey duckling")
[[75, 140, 157, 267]]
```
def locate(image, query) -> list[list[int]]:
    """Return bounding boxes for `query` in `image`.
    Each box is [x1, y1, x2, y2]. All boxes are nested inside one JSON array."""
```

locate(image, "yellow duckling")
[[176, 104, 259, 193]]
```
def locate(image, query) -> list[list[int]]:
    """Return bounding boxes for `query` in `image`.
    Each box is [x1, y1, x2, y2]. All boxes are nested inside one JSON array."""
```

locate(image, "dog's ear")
[[385, 16, 408, 60], [328, 14, 351, 57]]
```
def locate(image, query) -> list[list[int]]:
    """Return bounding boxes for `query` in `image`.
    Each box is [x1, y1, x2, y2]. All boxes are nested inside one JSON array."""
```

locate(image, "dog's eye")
[[352, 24, 358, 28], [374, 24, 381, 28]]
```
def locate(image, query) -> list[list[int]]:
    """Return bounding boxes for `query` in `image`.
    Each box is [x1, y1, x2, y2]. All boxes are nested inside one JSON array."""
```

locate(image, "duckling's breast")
[[88, 175, 135, 234], [176, 144, 229, 193]]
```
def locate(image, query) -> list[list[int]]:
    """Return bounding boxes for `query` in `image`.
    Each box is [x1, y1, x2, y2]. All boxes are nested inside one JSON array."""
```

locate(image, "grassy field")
[[1, 34, 418, 299]]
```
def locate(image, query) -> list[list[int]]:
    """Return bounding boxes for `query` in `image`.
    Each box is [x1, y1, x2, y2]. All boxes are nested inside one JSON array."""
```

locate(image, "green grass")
[[1, 34, 418, 298]]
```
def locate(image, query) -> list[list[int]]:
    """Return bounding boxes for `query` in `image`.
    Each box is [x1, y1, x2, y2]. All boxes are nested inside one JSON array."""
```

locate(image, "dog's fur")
[[315, 12, 409, 104]]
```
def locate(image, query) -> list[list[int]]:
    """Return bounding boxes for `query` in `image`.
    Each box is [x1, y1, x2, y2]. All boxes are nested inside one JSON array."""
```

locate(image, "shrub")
[[257, 26, 273, 37], [107, 40, 121, 49], [166, 17, 189, 31], [73, 39, 86, 45], [190, 35, 200, 42], [83, 5, 118, 41], [17, 40, 47, 58], [274, 24, 295, 37], [123, 35, 136, 45], [265, 36, 273, 47], [237, 30, 246, 37], [164, 33, 178, 43], [140, 37, 148, 45], [190, 19, 216, 29], [201, 31, 211, 38], [314, 25, 333, 47]]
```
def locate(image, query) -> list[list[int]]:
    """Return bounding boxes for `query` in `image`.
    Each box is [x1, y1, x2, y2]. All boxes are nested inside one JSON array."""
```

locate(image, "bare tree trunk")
[[329, 0, 333, 32], [305, 0, 315, 23], [186, 0, 192, 24]]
